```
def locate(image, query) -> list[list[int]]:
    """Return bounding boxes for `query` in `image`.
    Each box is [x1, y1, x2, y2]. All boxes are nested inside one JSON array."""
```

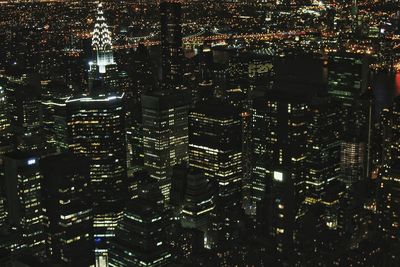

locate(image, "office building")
[[249, 86, 310, 211], [304, 96, 341, 204], [327, 53, 370, 135], [109, 181, 172, 267], [0, 84, 10, 140], [181, 169, 214, 232], [249, 84, 312, 259], [378, 167, 400, 242], [66, 89, 127, 243], [41, 81, 71, 153], [3, 79, 43, 154], [189, 99, 242, 249], [189, 99, 242, 208], [160, 1, 184, 90], [328, 53, 369, 106], [3, 152, 45, 256], [40, 153, 94, 266], [142, 90, 190, 201]]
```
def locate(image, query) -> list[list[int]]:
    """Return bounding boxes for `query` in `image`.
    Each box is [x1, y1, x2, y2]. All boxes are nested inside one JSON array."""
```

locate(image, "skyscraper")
[[269, 169, 296, 261], [66, 88, 127, 248], [189, 99, 242, 209], [327, 53, 370, 136], [126, 45, 154, 175], [109, 180, 172, 267], [0, 84, 10, 140], [3, 152, 45, 256], [340, 141, 366, 186], [181, 169, 214, 232], [328, 53, 369, 104], [142, 90, 190, 201], [249, 84, 311, 259], [91, 3, 115, 75], [383, 96, 400, 168], [378, 167, 400, 242], [3, 79, 43, 154], [377, 95, 400, 243], [41, 81, 71, 153], [160, 1, 184, 90], [249, 88, 309, 211], [304, 96, 341, 205], [40, 153, 94, 266], [188, 99, 242, 249]]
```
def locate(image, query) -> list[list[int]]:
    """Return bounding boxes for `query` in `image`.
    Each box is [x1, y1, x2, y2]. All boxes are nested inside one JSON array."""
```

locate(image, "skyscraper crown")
[[91, 2, 114, 74], [92, 3, 112, 52]]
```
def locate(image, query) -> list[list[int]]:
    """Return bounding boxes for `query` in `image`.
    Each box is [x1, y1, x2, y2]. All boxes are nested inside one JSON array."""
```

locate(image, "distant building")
[[249, 84, 313, 259], [181, 169, 214, 232], [142, 90, 190, 201], [249, 86, 310, 212], [66, 89, 127, 249], [160, 1, 184, 90], [91, 3, 115, 75], [3, 79, 43, 154], [379, 167, 400, 242], [189, 99, 242, 209], [109, 181, 172, 267], [189, 99, 242, 249], [0, 84, 10, 140], [41, 81, 71, 153], [3, 152, 45, 256], [328, 53, 369, 105], [40, 153, 94, 266], [328, 53, 370, 138], [304, 96, 341, 204]]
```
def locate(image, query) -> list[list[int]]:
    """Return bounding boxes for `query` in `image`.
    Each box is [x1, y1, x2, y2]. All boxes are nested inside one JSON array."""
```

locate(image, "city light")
[[0, 0, 399, 266]]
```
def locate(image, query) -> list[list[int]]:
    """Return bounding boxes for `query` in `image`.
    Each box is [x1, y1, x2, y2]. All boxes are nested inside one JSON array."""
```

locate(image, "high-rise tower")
[[40, 153, 94, 266], [66, 86, 127, 254], [142, 90, 190, 201], [181, 169, 215, 232], [92, 3, 115, 75], [189, 99, 242, 209], [189, 99, 242, 249], [249, 84, 311, 260], [160, 1, 184, 90], [0, 84, 10, 140], [3, 152, 45, 256], [109, 179, 173, 267], [304, 96, 341, 205]]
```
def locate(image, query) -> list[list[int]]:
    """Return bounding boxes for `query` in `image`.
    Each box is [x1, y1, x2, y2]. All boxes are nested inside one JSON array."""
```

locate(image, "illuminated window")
[[274, 171, 283, 182], [27, 159, 36, 165]]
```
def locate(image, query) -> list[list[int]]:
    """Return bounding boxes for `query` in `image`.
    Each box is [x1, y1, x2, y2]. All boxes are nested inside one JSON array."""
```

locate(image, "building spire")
[[91, 2, 114, 74]]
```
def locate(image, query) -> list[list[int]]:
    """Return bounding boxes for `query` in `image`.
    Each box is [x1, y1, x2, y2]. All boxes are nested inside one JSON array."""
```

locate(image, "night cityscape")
[[0, 0, 400, 266]]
